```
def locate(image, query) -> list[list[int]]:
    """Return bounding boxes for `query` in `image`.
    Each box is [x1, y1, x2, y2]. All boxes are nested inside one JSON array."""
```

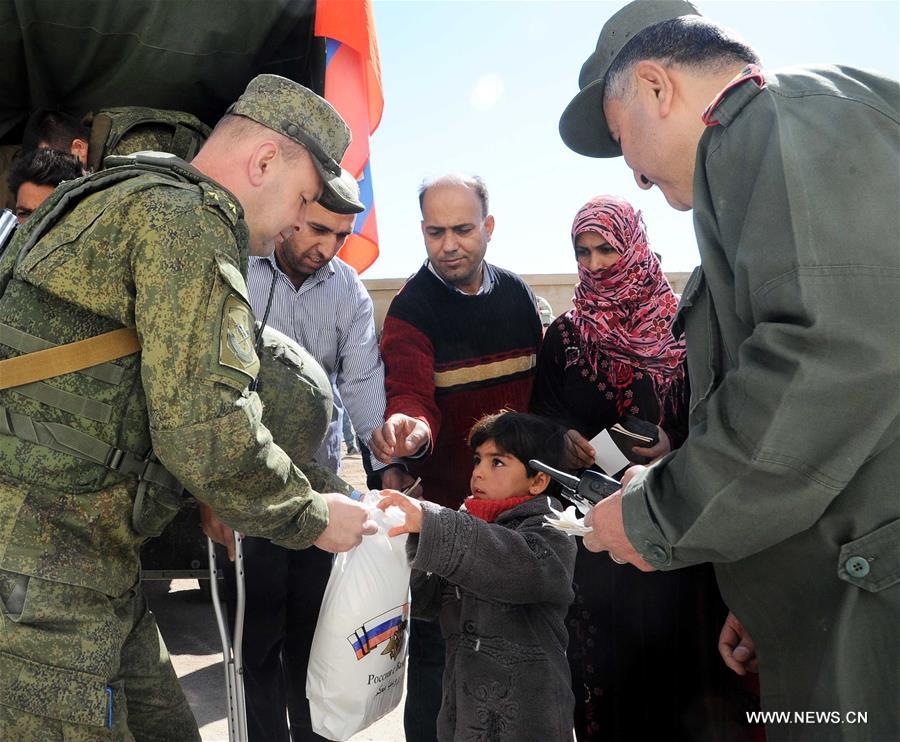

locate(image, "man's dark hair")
[[468, 410, 569, 496], [418, 174, 490, 218], [8, 148, 84, 196], [606, 16, 760, 102], [22, 109, 91, 151]]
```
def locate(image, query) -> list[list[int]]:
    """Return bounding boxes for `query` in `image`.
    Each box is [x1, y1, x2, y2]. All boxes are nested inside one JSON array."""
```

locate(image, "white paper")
[[590, 429, 630, 475]]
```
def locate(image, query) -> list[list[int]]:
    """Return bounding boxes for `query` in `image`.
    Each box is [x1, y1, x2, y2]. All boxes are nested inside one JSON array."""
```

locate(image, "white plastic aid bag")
[[306, 491, 411, 741]]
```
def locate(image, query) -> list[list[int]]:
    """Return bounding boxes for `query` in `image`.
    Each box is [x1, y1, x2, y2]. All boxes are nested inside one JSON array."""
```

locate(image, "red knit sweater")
[[380, 264, 542, 508]]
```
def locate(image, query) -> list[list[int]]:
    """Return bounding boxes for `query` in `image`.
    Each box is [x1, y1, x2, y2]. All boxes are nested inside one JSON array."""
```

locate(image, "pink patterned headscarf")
[[568, 195, 685, 407]]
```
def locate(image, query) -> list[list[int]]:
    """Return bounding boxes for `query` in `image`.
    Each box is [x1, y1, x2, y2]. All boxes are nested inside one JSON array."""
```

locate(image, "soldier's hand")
[[582, 491, 655, 571], [370, 414, 431, 463], [198, 502, 236, 561], [718, 611, 759, 675], [313, 492, 379, 553]]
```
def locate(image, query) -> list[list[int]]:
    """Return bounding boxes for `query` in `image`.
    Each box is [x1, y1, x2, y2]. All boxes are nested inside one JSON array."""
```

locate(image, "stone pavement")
[[146, 449, 406, 741]]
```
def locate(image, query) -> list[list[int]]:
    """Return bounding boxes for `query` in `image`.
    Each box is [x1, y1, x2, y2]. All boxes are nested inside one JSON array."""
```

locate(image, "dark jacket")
[[621, 66, 900, 741], [381, 263, 542, 508], [408, 495, 577, 742]]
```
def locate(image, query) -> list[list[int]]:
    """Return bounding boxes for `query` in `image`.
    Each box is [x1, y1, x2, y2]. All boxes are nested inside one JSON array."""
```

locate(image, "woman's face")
[[574, 230, 621, 272]]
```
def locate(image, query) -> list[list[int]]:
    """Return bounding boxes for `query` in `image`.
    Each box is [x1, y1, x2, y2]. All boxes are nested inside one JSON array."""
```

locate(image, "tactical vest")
[[84, 107, 211, 172], [0, 155, 227, 547], [0, 154, 335, 553]]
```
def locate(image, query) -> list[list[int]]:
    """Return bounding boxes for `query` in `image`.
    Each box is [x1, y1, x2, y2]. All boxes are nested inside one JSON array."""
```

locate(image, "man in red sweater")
[[371, 174, 542, 742]]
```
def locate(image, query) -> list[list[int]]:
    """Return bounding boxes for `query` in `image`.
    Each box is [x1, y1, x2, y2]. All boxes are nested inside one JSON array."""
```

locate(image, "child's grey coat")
[[408, 495, 577, 742]]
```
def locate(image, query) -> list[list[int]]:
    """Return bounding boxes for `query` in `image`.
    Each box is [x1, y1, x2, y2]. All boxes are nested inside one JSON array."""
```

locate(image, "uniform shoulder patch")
[[213, 254, 258, 380], [219, 293, 260, 379]]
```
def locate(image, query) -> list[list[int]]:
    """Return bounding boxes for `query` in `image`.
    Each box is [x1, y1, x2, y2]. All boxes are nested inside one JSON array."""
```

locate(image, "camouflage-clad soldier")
[[0, 75, 374, 740]]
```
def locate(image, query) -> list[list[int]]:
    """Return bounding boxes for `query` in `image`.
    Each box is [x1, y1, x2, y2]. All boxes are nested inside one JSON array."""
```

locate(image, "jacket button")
[[648, 544, 668, 562], [463, 620, 476, 633], [845, 556, 870, 577]]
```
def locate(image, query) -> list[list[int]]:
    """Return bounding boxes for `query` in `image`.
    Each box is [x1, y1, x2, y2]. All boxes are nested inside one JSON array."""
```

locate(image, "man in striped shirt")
[[203, 174, 391, 741]]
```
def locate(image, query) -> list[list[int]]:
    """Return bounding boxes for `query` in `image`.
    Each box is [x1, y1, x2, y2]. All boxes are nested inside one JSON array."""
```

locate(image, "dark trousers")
[[403, 617, 446, 742], [221, 537, 333, 742]]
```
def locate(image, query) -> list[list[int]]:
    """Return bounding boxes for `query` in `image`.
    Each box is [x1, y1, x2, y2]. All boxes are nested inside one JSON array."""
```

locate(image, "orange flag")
[[316, 0, 383, 273]]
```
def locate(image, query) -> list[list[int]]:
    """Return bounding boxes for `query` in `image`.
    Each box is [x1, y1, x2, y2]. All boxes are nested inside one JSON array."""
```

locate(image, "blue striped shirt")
[[248, 254, 387, 473]]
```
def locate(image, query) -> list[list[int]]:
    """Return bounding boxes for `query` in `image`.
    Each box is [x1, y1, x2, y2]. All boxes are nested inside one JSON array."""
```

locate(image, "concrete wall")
[[363, 272, 692, 333]]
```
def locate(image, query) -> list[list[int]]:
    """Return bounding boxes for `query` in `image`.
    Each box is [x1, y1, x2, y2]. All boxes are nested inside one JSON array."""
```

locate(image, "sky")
[[363, 0, 899, 279]]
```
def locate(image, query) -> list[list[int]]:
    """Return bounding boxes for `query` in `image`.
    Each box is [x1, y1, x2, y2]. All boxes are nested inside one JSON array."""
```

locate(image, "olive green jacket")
[[0, 161, 330, 595], [622, 67, 899, 739]]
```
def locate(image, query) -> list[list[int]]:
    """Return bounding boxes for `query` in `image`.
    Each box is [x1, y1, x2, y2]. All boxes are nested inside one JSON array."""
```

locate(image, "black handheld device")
[[528, 459, 621, 512]]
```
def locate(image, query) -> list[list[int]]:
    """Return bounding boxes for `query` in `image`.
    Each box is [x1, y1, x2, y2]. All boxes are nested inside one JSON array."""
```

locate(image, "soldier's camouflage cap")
[[228, 74, 365, 214]]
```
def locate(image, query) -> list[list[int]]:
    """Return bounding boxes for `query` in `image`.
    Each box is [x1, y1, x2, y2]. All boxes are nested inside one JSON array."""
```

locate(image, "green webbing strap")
[[0, 405, 107, 462], [11, 381, 112, 423], [0, 405, 182, 493], [0, 323, 125, 386]]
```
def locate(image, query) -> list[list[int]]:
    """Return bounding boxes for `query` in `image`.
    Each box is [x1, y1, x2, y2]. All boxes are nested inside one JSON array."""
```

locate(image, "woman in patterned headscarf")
[[547, 194, 686, 454], [531, 195, 759, 742]]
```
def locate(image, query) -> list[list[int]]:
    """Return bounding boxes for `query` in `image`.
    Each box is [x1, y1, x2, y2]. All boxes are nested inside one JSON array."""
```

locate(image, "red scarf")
[[569, 195, 686, 411], [463, 495, 534, 523]]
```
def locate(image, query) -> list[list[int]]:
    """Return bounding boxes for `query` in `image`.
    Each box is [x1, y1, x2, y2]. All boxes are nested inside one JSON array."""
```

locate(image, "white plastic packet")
[[544, 503, 594, 536], [306, 491, 411, 741]]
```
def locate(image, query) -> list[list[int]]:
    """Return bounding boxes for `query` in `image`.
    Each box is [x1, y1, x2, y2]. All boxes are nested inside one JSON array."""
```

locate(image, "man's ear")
[[529, 471, 551, 495], [247, 141, 279, 187], [634, 60, 675, 118], [483, 214, 495, 241], [70, 138, 89, 167]]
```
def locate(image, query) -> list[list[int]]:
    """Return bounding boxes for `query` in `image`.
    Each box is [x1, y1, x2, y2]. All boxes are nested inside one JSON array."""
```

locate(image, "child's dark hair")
[[468, 411, 569, 496]]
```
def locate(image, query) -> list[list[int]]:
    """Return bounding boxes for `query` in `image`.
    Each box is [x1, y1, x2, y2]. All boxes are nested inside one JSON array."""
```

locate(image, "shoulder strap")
[[12, 154, 237, 269], [13, 164, 168, 269], [85, 111, 113, 172], [0, 327, 140, 390]]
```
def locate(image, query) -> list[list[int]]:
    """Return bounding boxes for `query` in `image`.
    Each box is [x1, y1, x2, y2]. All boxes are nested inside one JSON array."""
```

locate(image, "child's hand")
[[378, 490, 424, 537]]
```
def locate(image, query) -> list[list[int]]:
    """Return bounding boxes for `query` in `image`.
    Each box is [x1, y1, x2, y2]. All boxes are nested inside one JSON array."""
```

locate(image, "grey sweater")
[[408, 495, 577, 742]]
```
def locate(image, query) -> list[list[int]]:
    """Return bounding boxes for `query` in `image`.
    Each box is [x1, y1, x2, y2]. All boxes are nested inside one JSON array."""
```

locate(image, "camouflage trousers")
[[0, 571, 200, 741]]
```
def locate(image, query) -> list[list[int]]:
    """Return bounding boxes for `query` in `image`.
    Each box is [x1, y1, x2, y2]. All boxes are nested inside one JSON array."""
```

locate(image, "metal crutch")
[[208, 532, 248, 742]]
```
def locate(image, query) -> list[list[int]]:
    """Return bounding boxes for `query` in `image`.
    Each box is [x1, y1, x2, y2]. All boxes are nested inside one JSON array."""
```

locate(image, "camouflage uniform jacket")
[[0, 161, 329, 596]]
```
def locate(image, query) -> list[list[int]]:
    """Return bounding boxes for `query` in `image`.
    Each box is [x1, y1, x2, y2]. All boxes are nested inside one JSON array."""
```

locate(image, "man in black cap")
[[561, 3, 899, 741]]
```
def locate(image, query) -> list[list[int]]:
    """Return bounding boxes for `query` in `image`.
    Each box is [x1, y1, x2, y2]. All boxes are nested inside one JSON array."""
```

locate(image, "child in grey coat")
[[378, 411, 577, 742]]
